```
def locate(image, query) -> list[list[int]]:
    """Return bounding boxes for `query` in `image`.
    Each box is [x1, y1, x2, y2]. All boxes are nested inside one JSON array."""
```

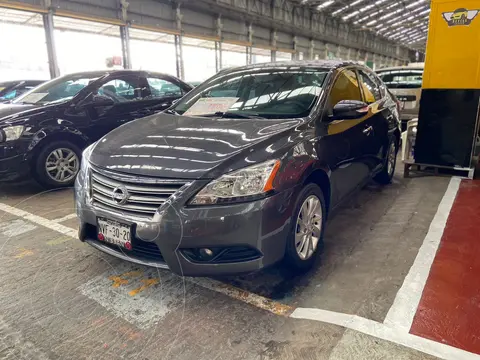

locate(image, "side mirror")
[[332, 100, 369, 120]]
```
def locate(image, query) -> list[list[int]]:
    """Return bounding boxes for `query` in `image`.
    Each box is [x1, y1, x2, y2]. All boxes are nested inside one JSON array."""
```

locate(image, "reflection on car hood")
[[0, 103, 39, 121], [90, 113, 302, 179]]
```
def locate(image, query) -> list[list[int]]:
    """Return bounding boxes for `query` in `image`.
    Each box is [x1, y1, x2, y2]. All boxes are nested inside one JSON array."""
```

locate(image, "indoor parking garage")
[[1, 0, 480, 359]]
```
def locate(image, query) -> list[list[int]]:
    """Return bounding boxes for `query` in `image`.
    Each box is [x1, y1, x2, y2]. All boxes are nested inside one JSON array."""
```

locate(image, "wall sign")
[[442, 8, 479, 26]]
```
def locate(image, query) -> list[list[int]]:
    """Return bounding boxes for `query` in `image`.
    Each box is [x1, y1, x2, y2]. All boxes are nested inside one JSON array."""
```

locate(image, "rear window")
[[377, 69, 423, 89]]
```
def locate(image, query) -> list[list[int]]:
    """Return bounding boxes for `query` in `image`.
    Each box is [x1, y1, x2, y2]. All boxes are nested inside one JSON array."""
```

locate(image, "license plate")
[[404, 101, 416, 110], [97, 218, 132, 249]]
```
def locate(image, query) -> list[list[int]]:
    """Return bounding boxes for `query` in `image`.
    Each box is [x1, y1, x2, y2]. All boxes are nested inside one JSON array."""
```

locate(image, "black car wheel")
[[374, 137, 398, 184], [34, 141, 82, 188], [285, 183, 326, 272]]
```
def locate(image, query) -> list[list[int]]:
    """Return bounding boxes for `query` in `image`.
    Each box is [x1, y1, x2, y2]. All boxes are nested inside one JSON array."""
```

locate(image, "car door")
[[81, 73, 151, 141], [357, 68, 388, 174], [319, 68, 372, 203]]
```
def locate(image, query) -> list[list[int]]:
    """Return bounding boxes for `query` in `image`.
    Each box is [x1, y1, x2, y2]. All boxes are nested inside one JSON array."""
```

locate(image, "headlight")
[[80, 143, 95, 174], [0, 125, 25, 142], [190, 159, 281, 205], [77, 143, 96, 200]]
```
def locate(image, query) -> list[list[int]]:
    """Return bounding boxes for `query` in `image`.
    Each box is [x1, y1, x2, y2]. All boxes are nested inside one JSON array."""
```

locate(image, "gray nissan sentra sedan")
[[75, 60, 400, 276]]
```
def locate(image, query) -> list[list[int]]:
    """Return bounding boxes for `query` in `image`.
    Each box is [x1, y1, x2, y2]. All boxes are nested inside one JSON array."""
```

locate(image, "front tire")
[[374, 137, 397, 184], [285, 183, 326, 272], [33, 141, 82, 189]]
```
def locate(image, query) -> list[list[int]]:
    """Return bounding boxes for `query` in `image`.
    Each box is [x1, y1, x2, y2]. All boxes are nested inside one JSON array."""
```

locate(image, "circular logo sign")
[[112, 185, 129, 205]]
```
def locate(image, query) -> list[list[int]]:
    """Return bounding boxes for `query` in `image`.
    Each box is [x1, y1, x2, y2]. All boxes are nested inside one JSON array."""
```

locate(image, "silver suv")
[[376, 65, 423, 131]]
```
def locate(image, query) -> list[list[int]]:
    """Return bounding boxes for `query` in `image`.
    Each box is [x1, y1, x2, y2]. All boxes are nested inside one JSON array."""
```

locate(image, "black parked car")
[[0, 80, 46, 103], [0, 70, 192, 187], [75, 61, 400, 276]]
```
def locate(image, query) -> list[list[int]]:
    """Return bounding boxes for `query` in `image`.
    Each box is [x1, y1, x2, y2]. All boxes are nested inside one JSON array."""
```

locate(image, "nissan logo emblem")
[[112, 185, 129, 205]]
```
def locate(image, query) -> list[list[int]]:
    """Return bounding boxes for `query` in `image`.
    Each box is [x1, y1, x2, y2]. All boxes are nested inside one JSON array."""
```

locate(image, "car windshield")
[[377, 69, 423, 89], [171, 67, 328, 119], [13, 73, 103, 105]]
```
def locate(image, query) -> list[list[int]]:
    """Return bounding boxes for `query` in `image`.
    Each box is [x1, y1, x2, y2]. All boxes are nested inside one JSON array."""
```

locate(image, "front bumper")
[[400, 111, 418, 131], [0, 144, 30, 182], [75, 178, 297, 276]]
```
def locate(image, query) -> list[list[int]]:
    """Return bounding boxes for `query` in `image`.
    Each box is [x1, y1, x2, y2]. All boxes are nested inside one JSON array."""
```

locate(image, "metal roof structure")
[[295, 0, 429, 49]]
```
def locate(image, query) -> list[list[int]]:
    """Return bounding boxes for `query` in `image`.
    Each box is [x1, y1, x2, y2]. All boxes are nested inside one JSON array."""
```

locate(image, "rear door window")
[[146, 77, 184, 99]]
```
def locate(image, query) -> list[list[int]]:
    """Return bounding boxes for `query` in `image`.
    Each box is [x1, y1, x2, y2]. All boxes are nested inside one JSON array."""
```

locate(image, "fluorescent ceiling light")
[[350, 0, 365, 6], [406, 0, 425, 9], [359, 4, 375, 12], [343, 10, 359, 20], [318, 0, 334, 9]]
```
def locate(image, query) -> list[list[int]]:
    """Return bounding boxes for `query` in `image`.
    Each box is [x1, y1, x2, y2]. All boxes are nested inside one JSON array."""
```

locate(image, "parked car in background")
[[75, 60, 400, 276], [0, 80, 46, 103], [376, 65, 424, 131], [0, 70, 192, 187]]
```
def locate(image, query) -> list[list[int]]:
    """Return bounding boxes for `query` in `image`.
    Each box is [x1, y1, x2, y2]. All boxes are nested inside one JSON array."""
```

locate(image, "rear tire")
[[33, 141, 82, 189], [374, 137, 397, 184], [284, 183, 326, 272]]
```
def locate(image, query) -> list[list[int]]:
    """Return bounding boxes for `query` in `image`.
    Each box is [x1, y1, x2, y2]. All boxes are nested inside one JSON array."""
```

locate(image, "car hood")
[[0, 103, 39, 121], [90, 113, 302, 179]]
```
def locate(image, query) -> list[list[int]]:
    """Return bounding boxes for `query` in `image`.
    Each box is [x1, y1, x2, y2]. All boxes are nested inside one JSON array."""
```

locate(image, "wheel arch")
[[302, 168, 332, 216], [29, 130, 89, 167]]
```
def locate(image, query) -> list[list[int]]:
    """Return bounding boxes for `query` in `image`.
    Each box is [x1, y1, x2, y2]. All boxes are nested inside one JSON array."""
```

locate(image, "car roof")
[[218, 60, 362, 74], [376, 66, 424, 72], [59, 69, 179, 79]]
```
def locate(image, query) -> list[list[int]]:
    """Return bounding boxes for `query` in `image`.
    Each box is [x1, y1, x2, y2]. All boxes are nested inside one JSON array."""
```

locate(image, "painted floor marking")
[[0, 179, 471, 360], [13, 248, 34, 259], [52, 213, 77, 223], [292, 308, 480, 360], [0, 203, 77, 238], [189, 277, 293, 316], [0, 218, 37, 237], [384, 177, 461, 331], [78, 263, 198, 329]]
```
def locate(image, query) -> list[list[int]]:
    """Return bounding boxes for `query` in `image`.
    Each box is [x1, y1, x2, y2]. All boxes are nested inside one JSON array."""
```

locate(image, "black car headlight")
[[189, 159, 281, 205], [77, 143, 96, 200], [0, 125, 25, 142]]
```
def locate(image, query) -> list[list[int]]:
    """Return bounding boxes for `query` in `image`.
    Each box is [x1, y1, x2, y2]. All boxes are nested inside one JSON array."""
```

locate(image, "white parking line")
[[52, 213, 77, 223], [292, 308, 480, 360], [0, 219, 37, 237], [384, 177, 461, 331], [0, 203, 77, 238]]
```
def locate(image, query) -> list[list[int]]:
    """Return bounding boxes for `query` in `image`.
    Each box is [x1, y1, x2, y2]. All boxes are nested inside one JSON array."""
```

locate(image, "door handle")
[[363, 126, 373, 136]]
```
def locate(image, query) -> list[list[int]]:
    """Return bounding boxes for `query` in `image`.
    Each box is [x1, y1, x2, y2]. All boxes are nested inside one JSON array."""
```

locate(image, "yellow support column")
[[415, 0, 480, 170]]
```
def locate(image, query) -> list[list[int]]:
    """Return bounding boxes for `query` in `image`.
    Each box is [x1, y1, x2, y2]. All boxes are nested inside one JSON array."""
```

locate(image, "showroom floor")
[[0, 162, 478, 360]]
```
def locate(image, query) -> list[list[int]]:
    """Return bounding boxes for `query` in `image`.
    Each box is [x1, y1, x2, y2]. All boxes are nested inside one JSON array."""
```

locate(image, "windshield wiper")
[[164, 108, 180, 115], [214, 111, 264, 119]]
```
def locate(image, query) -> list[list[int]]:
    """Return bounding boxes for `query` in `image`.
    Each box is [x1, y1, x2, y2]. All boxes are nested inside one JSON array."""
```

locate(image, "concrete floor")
[[0, 165, 451, 360]]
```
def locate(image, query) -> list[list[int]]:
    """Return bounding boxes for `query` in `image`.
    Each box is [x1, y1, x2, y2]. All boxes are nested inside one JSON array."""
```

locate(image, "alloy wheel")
[[295, 195, 323, 260], [45, 148, 79, 183]]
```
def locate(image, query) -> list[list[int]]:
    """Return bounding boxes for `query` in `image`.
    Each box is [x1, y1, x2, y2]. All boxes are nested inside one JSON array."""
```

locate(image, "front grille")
[[90, 167, 188, 219]]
